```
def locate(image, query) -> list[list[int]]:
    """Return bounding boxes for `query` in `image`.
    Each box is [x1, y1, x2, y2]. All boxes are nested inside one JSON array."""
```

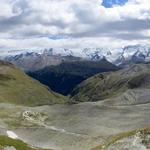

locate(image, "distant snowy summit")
[[80, 45, 150, 66], [0, 44, 150, 68]]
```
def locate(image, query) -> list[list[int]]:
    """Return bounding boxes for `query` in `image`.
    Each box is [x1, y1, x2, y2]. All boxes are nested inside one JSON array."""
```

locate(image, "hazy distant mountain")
[[3, 51, 82, 71]]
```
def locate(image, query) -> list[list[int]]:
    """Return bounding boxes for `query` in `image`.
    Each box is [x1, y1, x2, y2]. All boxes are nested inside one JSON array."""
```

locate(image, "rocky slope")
[[92, 126, 150, 150], [70, 63, 150, 104], [0, 60, 67, 106]]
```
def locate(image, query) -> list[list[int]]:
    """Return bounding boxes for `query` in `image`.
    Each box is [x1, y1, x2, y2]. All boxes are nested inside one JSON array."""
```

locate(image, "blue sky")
[[102, 0, 128, 8]]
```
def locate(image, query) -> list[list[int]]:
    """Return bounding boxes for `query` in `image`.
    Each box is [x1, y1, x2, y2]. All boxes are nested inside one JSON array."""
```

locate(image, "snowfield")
[[6, 131, 18, 139]]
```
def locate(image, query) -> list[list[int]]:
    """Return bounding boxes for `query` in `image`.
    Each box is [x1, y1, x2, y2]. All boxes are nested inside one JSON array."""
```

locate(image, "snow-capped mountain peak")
[[0, 44, 150, 67]]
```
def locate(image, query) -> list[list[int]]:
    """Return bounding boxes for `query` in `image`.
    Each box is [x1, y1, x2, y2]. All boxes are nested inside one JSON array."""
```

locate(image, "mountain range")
[[1, 44, 150, 71], [0, 45, 150, 150], [0, 60, 150, 150], [1, 44, 150, 96]]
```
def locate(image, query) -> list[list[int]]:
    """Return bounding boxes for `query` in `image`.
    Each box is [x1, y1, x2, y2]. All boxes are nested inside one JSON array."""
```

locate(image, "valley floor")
[[0, 101, 150, 150]]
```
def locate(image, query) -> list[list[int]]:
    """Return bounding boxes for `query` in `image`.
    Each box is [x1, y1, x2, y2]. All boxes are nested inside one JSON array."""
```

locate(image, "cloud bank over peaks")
[[0, 0, 149, 50]]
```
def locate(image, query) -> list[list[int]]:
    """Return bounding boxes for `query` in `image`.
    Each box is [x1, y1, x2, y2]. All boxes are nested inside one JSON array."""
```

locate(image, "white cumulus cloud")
[[0, 0, 149, 50]]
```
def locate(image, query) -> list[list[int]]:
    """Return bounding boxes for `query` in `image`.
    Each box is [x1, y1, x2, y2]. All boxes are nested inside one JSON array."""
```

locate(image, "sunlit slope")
[[0, 61, 67, 106]]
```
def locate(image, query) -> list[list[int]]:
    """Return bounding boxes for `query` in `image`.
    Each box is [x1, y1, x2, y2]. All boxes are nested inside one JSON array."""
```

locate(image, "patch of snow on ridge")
[[6, 131, 18, 139]]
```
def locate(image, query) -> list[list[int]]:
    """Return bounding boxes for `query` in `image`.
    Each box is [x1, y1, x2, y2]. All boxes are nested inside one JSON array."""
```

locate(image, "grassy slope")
[[0, 135, 52, 150], [0, 61, 67, 106], [70, 63, 150, 102]]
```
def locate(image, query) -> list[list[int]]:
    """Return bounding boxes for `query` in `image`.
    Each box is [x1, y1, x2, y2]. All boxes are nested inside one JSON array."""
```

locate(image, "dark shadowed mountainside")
[[28, 58, 119, 95]]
